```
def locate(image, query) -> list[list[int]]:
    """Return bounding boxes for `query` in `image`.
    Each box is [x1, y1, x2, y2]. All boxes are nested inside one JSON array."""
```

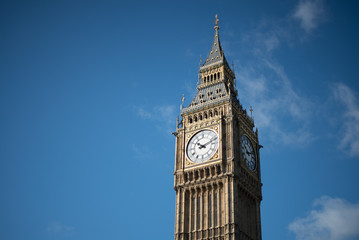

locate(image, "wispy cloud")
[[293, 0, 327, 33], [133, 105, 176, 163], [136, 107, 152, 119], [135, 105, 175, 122], [242, 19, 289, 56], [46, 221, 75, 235], [135, 104, 176, 134], [237, 59, 315, 147], [231, 0, 332, 148], [132, 144, 153, 161], [289, 196, 359, 240], [332, 83, 359, 157], [237, 16, 316, 147]]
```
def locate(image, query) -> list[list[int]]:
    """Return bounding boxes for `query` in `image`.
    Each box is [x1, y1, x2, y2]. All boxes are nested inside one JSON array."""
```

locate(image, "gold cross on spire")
[[214, 14, 219, 30]]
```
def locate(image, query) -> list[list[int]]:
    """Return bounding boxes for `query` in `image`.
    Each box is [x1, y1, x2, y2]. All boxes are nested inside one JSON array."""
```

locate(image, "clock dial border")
[[240, 135, 257, 172], [186, 128, 219, 164]]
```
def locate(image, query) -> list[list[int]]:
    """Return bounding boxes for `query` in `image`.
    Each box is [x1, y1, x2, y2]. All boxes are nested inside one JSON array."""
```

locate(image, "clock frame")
[[241, 135, 257, 171], [186, 129, 219, 164]]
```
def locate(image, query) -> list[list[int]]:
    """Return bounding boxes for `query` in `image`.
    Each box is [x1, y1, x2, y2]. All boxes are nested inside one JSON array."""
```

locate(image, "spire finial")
[[232, 61, 237, 87], [214, 14, 220, 31], [180, 94, 185, 111], [249, 106, 254, 123]]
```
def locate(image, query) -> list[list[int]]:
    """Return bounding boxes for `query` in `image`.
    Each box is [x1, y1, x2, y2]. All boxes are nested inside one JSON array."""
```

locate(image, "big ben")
[[173, 15, 262, 240]]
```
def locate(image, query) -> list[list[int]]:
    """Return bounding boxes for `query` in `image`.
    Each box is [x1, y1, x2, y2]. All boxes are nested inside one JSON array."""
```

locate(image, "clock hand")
[[246, 145, 252, 154], [197, 142, 205, 149], [202, 137, 218, 147], [207, 137, 217, 145]]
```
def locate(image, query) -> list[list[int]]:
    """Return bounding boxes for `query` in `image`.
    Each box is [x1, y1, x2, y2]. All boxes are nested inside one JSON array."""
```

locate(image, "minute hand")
[[203, 137, 217, 147]]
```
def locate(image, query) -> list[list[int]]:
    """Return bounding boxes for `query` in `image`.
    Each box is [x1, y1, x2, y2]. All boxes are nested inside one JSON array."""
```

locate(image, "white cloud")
[[132, 144, 153, 161], [155, 105, 176, 124], [264, 34, 280, 52], [289, 196, 359, 240], [135, 105, 175, 123], [46, 221, 75, 235], [136, 107, 152, 119], [135, 104, 176, 134], [243, 21, 287, 55], [237, 57, 315, 147], [264, 59, 312, 119], [233, 1, 326, 148], [133, 105, 176, 162], [293, 0, 326, 33], [332, 83, 359, 157]]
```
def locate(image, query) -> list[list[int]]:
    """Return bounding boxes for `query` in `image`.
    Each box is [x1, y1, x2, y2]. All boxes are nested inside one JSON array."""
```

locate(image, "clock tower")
[[173, 16, 262, 240]]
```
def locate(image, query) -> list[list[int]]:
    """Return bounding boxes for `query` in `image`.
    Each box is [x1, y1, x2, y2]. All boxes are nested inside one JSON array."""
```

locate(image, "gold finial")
[[214, 14, 220, 30], [215, 14, 219, 25]]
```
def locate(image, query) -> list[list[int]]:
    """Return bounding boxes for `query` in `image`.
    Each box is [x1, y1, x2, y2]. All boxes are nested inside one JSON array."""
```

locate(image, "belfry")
[[173, 15, 263, 240]]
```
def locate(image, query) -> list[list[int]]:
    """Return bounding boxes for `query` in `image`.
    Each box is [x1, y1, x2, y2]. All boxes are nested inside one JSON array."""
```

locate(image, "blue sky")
[[1, 0, 359, 239]]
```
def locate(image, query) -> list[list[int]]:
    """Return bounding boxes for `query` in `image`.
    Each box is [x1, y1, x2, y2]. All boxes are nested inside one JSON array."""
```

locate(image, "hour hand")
[[197, 143, 205, 149]]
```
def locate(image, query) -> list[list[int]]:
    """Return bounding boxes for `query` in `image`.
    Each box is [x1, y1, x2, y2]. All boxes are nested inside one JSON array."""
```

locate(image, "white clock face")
[[241, 135, 256, 171], [186, 130, 219, 163]]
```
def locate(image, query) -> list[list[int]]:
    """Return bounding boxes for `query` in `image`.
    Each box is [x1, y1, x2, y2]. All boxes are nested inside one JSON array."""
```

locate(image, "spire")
[[181, 15, 239, 114], [202, 14, 229, 69]]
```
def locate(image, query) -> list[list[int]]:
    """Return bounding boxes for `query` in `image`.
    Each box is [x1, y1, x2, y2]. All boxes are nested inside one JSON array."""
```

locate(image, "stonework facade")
[[173, 16, 262, 240]]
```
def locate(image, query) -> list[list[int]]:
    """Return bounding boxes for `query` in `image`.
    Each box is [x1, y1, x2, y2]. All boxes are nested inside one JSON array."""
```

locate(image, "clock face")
[[186, 129, 219, 163], [241, 135, 256, 171]]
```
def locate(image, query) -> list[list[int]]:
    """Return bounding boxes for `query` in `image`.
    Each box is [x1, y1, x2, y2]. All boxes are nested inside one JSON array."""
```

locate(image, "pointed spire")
[[201, 14, 229, 69], [182, 16, 239, 114]]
